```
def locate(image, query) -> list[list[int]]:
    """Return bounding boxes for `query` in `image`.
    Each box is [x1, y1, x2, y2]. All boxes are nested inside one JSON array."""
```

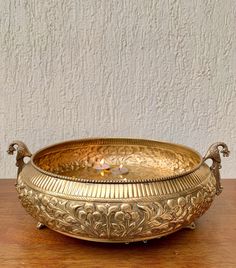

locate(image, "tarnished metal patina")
[[8, 138, 229, 243]]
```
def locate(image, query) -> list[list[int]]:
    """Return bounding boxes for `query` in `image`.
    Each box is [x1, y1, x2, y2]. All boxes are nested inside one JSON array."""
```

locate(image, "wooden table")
[[0, 179, 235, 268]]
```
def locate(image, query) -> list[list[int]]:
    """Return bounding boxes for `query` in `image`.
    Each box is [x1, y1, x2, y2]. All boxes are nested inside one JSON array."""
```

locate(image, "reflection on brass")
[[8, 138, 229, 243]]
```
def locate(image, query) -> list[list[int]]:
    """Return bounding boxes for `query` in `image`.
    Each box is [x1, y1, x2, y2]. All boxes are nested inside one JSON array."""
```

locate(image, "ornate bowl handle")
[[7, 141, 32, 182], [203, 142, 230, 195], [7, 140, 230, 196]]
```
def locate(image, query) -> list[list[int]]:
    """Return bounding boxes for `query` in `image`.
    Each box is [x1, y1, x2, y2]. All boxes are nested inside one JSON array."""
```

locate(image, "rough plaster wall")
[[0, 0, 236, 178]]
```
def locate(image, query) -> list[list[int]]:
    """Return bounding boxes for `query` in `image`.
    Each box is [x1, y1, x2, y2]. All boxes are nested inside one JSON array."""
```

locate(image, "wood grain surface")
[[0, 179, 235, 268]]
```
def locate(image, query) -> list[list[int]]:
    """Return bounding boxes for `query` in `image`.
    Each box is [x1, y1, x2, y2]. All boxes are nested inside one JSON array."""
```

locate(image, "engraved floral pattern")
[[34, 144, 199, 180], [16, 179, 215, 241]]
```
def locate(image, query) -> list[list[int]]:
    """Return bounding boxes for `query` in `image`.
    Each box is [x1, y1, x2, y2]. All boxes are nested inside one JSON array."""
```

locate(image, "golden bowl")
[[8, 138, 229, 243]]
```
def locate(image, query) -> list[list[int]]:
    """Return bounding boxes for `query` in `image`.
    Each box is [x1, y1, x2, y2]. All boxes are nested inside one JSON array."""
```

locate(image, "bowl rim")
[[30, 137, 204, 184]]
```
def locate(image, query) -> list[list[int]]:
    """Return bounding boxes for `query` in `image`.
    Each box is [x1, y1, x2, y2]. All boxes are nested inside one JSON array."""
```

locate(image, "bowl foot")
[[124, 240, 148, 245], [184, 222, 196, 230], [36, 222, 46, 230]]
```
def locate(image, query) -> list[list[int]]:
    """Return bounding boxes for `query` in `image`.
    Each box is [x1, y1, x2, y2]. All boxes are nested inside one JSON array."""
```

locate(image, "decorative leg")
[[184, 222, 196, 230], [36, 222, 46, 229]]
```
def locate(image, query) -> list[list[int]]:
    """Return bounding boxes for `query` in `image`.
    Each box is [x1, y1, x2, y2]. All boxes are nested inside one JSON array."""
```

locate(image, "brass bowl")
[[8, 138, 229, 243]]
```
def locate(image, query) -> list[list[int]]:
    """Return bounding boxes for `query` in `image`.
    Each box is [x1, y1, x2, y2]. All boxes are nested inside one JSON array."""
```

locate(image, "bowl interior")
[[32, 138, 202, 182]]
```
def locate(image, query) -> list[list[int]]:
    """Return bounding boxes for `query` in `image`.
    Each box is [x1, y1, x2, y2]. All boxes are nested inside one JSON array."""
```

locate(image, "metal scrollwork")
[[16, 180, 215, 242]]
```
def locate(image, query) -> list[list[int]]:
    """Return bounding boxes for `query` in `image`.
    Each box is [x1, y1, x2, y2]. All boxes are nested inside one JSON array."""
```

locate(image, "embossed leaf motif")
[[73, 203, 106, 237], [93, 211, 102, 221], [16, 179, 216, 241], [114, 204, 140, 224], [86, 213, 93, 223], [160, 213, 173, 221], [167, 199, 176, 208], [120, 204, 132, 212], [84, 203, 94, 213], [96, 204, 108, 214], [108, 205, 119, 214], [131, 211, 139, 221], [65, 215, 77, 224], [178, 197, 186, 207], [54, 210, 66, 218], [78, 210, 87, 220], [114, 211, 125, 222]]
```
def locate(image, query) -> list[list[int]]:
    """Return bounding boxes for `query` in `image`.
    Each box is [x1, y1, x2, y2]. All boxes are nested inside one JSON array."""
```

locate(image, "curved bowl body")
[[10, 138, 229, 243]]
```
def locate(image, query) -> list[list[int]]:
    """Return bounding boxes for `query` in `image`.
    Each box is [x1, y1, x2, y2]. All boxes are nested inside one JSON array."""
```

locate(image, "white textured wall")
[[0, 0, 236, 178]]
